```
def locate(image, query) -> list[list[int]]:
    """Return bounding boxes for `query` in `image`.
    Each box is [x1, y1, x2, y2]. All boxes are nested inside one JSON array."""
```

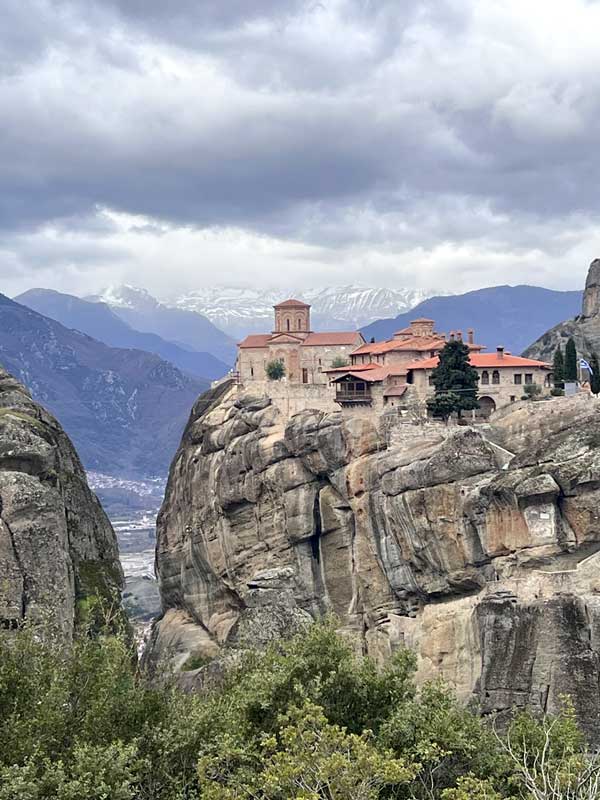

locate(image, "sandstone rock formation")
[[149, 380, 600, 739], [524, 258, 600, 361], [0, 366, 123, 638]]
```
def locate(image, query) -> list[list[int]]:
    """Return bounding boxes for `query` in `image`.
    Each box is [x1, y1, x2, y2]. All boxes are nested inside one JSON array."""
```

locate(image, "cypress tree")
[[565, 338, 578, 382], [427, 339, 479, 420], [590, 352, 600, 395], [552, 347, 565, 389]]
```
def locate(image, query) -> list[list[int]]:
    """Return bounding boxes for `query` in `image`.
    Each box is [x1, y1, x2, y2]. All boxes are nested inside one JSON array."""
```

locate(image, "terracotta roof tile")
[[329, 364, 408, 383], [352, 336, 485, 356], [325, 362, 379, 373], [302, 332, 364, 346], [384, 385, 408, 397], [273, 298, 310, 308], [404, 354, 552, 370], [238, 334, 272, 349]]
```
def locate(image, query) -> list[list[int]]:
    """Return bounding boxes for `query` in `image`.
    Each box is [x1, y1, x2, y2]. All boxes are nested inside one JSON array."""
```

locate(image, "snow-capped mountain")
[[85, 285, 237, 365], [173, 285, 449, 338], [87, 285, 162, 312]]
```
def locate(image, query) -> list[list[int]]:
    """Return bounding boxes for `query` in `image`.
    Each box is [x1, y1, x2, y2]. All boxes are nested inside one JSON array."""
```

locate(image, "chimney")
[[467, 328, 474, 345], [457, 330, 463, 341], [449, 330, 455, 341], [497, 346, 504, 359]]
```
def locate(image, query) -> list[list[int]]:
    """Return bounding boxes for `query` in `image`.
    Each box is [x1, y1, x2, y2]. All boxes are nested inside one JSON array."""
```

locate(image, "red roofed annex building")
[[406, 347, 552, 416], [327, 319, 552, 416], [237, 299, 365, 385]]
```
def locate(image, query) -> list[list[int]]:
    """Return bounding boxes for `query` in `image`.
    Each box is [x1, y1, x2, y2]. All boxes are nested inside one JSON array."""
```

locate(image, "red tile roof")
[[384, 385, 408, 397], [329, 364, 407, 382], [273, 298, 310, 308], [239, 331, 364, 349], [302, 332, 364, 346], [404, 354, 552, 370], [352, 336, 485, 356], [238, 334, 272, 349], [410, 317, 435, 323], [325, 362, 380, 373]]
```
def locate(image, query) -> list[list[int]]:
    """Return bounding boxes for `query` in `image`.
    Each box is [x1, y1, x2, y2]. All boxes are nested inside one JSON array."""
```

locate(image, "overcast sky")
[[1, 0, 599, 299]]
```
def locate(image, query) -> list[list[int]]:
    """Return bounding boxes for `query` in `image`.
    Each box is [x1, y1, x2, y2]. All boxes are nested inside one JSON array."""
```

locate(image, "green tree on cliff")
[[552, 346, 565, 388], [427, 339, 479, 421], [591, 352, 600, 395], [565, 337, 578, 382]]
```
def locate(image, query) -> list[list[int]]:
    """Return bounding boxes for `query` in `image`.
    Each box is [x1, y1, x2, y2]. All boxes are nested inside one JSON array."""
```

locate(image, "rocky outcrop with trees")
[[0, 366, 123, 638], [148, 376, 600, 740], [524, 258, 600, 362]]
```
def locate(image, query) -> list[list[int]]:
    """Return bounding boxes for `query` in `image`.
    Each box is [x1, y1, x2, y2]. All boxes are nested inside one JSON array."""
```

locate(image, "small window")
[[286, 319, 290, 331], [318, 358, 322, 366], [481, 370, 489, 385], [492, 370, 500, 385], [428, 375, 435, 386], [302, 368, 308, 384], [525, 373, 533, 384], [514, 374, 522, 385], [297, 319, 301, 330], [250, 366, 254, 377], [510, 395, 516, 402]]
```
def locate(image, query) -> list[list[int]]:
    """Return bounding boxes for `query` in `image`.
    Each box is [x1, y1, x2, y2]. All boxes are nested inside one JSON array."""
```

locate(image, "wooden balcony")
[[334, 389, 373, 406]]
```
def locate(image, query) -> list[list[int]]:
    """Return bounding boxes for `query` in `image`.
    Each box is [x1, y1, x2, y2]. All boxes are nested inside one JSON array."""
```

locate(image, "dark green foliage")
[[427, 340, 479, 420], [552, 347, 565, 388], [522, 383, 542, 400], [565, 337, 578, 382], [0, 618, 594, 799], [330, 356, 349, 368], [265, 359, 285, 380], [590, 352, 600, 395]]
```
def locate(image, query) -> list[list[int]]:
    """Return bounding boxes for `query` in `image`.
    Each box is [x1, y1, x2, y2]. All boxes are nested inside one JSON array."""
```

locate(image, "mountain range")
[[171, 285, 446, 338], [0, 294, 206, 477], [16, 289, 230, 380], [361, 285, 583, 356], [86, 285, 237, 363]]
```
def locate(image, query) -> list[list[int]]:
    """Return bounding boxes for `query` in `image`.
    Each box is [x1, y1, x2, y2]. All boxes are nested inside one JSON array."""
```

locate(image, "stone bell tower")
[[273, 299, 311, 336]]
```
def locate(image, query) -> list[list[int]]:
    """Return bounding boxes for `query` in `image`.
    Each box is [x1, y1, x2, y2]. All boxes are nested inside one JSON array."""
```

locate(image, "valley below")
[[88, 472, 163, 635]]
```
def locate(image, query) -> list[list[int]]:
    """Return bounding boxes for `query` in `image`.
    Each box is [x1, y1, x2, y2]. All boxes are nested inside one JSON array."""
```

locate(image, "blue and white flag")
[[580, 358, 593, 374]]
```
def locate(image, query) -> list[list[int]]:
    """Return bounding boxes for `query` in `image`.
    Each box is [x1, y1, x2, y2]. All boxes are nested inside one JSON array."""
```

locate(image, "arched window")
[[492, 370, 500, 385], [481, 370, 489, 385], [286, 318, 290, 331], [297, 317, 301, 330]]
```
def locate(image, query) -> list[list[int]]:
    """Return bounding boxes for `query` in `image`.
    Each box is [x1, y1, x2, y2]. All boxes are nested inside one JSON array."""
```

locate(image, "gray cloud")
[[1, 0, 599, 295]]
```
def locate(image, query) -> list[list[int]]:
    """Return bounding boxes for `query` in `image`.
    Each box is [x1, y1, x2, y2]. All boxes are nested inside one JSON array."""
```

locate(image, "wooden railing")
[[335, 390, 372, 404]]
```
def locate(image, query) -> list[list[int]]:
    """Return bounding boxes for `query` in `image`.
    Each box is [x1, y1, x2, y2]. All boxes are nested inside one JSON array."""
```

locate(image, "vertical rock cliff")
[[0, 367, 123, 637], [524, 257, 600, 360], [149, 381, 600, 739]]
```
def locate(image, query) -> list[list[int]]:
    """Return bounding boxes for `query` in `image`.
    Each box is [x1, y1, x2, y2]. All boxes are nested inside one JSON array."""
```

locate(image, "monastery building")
[[236, 299, 552, 418]]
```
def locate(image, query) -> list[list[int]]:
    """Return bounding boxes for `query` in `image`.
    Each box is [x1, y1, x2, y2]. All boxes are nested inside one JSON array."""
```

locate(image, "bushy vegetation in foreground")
[[0, 618, 597, 799]]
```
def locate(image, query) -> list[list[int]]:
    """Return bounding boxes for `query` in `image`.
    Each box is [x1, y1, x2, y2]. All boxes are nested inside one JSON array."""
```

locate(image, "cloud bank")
[[1, 0, 599, 298]]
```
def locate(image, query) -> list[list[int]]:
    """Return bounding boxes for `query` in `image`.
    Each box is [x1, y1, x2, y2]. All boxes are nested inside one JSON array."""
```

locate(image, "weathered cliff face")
[[524, 258, 600, 360], [149, 381, 600, 738], [0, 367, 123, 638]]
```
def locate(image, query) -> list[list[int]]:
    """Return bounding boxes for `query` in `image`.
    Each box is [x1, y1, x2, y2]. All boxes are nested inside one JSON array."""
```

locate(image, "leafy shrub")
[[0, 617, 595, 799], [265, 359, 285, 380], [330, 356, 349, 368], [551, 387, 565, 397], [523, 383, 542, 400]]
